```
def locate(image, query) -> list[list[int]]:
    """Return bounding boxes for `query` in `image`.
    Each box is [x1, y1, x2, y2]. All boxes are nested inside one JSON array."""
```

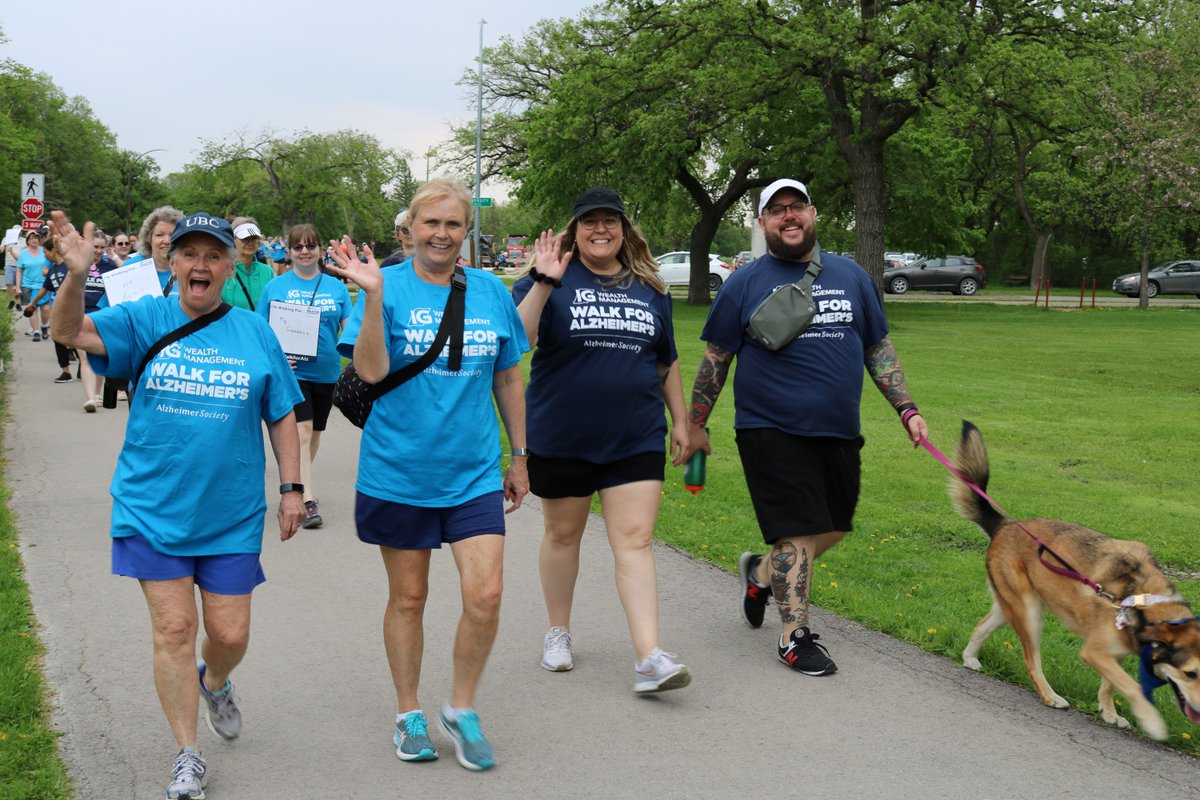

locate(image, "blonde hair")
[[408, 179, 472, 225], [525, 212, 666, 294]]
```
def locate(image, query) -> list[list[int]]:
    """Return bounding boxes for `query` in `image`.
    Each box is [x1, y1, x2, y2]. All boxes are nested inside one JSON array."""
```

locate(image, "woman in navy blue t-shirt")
[[512, 187, 692, 694]]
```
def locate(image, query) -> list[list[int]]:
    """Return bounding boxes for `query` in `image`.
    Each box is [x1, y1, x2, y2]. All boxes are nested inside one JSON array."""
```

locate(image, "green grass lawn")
[[654, 300, 1200, 750]]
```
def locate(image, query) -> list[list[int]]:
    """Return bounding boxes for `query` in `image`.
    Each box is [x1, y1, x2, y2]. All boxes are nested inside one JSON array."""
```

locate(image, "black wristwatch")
[[280, 483, 305, 495]]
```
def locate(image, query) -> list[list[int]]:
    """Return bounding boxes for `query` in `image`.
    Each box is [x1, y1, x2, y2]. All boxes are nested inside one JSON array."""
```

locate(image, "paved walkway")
[[7, 327, 1200, 799]]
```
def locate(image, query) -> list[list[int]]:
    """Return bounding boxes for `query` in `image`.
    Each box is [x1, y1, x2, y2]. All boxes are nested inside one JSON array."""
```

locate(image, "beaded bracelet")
[[529, 267, 563, 288]]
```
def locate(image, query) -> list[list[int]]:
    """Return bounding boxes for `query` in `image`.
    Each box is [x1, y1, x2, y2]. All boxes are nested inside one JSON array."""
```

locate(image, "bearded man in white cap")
[[685, 178, 929, 676]]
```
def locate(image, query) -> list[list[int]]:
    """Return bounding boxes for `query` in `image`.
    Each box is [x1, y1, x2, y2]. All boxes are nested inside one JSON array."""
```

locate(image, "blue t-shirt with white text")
[[700, 252, 888, 438], [338, 263, 528, 507], [90, 296, 303, 556], [258, 271, 352, 383]]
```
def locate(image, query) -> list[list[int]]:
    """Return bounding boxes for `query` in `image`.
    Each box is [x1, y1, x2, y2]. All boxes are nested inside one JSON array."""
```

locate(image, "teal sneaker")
[[198, 663, 241, 741], [438, 706, 496, 771], [394, 711, 437, 762]]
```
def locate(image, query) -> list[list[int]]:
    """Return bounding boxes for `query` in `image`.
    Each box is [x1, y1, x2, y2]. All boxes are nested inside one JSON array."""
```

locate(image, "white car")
[[655, 251, 732, 291]]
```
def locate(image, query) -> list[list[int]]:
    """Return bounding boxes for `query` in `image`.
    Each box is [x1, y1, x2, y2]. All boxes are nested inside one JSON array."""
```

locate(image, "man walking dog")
[[686, 178, 929, 675]]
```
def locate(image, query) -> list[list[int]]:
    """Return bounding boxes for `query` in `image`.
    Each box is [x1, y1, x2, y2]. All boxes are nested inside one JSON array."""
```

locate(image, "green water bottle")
[[684, 428, 707, 494]]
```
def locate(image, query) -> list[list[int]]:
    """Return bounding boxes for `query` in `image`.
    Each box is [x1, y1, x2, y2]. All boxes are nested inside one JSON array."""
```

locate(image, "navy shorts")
[[294, 380, 335, 430], [527, 451, 665, 499], [355, 490, 505, 549], [735, 428, 863, 543], [111, 533, 266, 595]]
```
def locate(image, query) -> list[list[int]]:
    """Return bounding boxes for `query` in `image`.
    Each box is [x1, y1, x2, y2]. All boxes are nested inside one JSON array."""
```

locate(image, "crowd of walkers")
[[17, 174, 927, 800]]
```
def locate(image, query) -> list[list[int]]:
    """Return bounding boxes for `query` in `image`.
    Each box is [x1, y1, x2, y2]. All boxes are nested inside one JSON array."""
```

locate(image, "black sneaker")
[[738, 552, 770, 628], [54, 373, 72, 383], [301, 499, 323, 529], [6, 300, 13, 310], [778, 627, 837, 675]]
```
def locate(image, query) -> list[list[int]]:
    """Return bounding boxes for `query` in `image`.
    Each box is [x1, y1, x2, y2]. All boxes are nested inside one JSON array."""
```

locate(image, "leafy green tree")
[[166, 129, 414, 242], [1085, 2, 1200, 307]]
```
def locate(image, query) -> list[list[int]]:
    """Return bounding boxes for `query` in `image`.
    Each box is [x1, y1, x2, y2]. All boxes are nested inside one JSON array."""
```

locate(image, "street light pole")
[[474, 18, 486, 268]]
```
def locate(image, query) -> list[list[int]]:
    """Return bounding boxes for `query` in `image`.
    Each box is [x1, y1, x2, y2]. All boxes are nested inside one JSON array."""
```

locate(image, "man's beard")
[[764, 228, 814, 262]]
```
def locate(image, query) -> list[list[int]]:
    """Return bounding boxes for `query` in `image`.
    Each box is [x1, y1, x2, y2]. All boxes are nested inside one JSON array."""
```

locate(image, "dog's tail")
[[949, 420, 1006, 538]]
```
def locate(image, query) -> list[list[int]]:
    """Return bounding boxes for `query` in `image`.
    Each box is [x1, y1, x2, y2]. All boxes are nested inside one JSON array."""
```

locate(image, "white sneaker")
[[83, 397, 97, 413], [541, 626, 573, 671], [633, 648, 691, 694]]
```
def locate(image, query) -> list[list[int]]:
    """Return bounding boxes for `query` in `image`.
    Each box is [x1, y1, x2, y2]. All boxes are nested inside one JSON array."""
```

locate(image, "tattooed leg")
[[770, 542, 797, 626], [771, 538, 816, 636]]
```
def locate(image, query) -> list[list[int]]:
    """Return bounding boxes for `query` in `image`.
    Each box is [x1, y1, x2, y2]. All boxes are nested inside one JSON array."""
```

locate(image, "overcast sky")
[[1, 0, 596, 190]]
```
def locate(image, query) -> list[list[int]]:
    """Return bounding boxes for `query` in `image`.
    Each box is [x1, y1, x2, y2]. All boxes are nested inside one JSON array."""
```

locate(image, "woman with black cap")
[[512, 187, 691, 694]]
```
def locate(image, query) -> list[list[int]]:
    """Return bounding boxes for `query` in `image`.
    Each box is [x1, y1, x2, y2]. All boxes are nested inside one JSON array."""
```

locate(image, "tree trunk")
[[849, 143, 886, 288], [687, 212, 722, 305], [1030, 231, 1052, 290]]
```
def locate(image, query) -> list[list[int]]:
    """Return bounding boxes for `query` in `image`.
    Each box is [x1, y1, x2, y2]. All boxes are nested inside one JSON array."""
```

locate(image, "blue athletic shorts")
[[355, 490, 505, 549], [111, 533, 266, 595]]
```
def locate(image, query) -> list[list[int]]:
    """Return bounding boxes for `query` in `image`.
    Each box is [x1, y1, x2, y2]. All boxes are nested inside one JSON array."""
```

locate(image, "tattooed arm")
[[865, 335, 928, 446], [684, 342, 734, 458]]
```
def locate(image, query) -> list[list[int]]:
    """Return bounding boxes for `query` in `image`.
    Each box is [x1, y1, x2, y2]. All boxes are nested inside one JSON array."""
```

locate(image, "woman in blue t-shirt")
[[512, 187, 692, 694], [327, 179, 529, 770], [257, 224, 352, 529], [17, 230, 50, 340]]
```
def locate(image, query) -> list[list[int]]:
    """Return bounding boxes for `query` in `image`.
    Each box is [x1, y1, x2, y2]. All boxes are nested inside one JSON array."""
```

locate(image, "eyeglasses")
[[292, 243, 319, 251], [763, 201, 811, 219], [579, 214, 622, 231]]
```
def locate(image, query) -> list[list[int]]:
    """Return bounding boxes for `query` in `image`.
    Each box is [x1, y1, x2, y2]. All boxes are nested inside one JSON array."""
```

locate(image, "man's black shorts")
[[528, 451, 665, 499], [735, 427, 863, 543], [295, 380, 335, 430]]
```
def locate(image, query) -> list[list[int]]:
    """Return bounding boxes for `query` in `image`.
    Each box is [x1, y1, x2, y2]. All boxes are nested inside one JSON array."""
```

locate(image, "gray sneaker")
[[394, 711, 437, 761], [633, 648, 692, 694], [301, 499, 323, 529], [166, 746, 207, 799], [438, 705, 496, 771], [541, 626, 574, 671], [198, 663, 241, 741]]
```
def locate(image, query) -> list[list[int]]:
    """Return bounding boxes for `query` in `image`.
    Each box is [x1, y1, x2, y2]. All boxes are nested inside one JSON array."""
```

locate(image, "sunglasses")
[[291, 243, 320, 251], [115, 241, 130, 247]]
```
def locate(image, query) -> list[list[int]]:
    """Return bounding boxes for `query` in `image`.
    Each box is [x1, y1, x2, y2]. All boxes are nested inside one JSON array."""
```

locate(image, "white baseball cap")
[[758, 179, 811, 216]]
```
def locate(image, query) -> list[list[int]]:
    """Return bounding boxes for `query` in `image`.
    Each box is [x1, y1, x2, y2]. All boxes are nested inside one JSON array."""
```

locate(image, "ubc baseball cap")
[[758, 179, 811, 216], [232, 221, 263, 240], [172, 213, 236, 248], [571, 187, 626, 220]]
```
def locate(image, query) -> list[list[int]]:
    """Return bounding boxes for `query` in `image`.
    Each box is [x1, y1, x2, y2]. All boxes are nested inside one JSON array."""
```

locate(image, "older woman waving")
[[325, 179, 528, 772], [49, 209, 304, 800]]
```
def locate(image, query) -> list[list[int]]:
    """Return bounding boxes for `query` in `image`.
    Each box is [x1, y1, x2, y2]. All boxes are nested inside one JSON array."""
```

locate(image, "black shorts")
[[735, 427, 863, 543], [528, 451, 665, 499], [295, 380, 335, 430]]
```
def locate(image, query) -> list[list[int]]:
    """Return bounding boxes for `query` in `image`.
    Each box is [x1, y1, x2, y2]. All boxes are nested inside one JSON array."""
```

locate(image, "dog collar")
[[1116, 594, 1182, 630]]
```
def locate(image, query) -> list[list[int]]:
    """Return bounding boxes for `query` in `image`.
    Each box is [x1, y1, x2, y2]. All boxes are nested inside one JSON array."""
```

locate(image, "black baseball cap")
[[571, 187, 626, 220]]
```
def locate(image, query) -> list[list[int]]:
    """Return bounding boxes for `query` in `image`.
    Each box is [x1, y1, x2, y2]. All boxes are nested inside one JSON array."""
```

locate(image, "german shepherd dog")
[[950, 421, 1200, 740]]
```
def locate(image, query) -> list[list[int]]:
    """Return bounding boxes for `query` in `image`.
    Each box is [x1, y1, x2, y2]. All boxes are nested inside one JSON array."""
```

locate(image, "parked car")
[[655, 251, 732, 291], [884, 256, 987, 296], [732, 250, 753, 268], [1111, 260, 1200, 298]]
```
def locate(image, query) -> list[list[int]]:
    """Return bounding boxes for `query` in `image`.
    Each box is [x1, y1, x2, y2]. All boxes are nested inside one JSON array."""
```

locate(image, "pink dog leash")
[[914, 434, 1111, 600]]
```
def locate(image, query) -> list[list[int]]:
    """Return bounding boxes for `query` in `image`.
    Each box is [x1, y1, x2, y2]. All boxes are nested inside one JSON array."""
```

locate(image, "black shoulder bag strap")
[[233, 271, 255, 311], [129, 303, 234, 399], [372, 265, 466, 397]]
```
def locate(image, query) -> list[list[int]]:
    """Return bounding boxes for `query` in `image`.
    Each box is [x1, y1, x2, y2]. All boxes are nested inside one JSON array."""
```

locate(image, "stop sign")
[[22, 198, 44, 220]]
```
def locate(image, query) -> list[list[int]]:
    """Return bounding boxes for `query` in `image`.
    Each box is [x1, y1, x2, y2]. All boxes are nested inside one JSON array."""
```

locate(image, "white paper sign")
[[101, 260, 161, 305], [268, 301, 321, 362]]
